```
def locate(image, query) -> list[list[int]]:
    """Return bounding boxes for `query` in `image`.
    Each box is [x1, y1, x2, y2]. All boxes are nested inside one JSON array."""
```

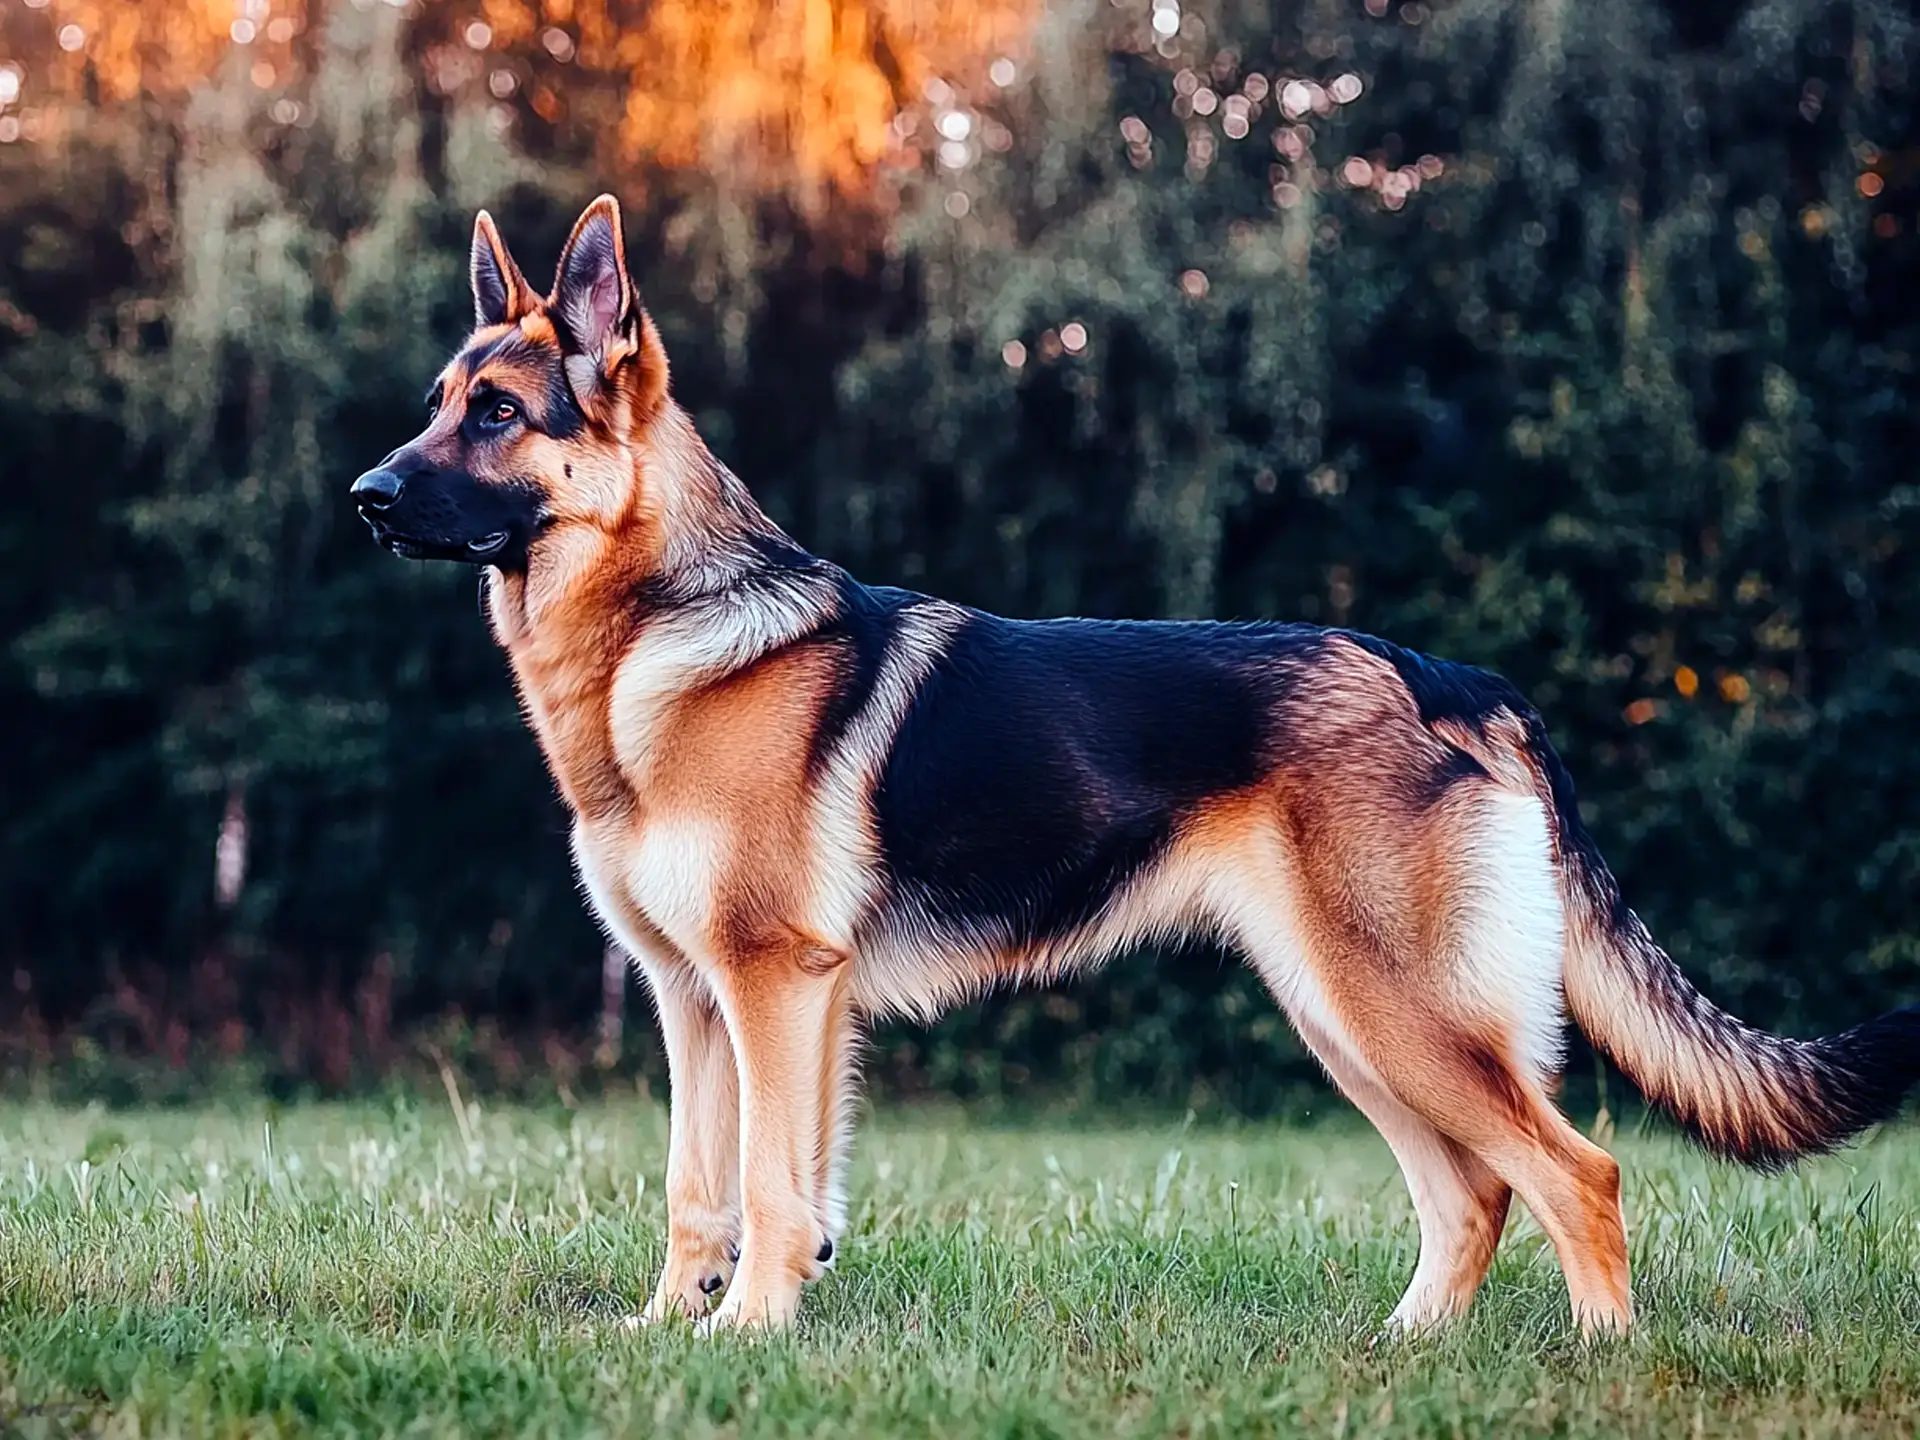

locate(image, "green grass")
[[0, 1098, 1916, 1437]]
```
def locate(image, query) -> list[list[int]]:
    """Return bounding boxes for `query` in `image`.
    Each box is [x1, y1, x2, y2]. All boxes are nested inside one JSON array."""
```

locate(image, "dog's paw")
[[696, 1281, 801, 1336], [618, 1277, 727, 1332]]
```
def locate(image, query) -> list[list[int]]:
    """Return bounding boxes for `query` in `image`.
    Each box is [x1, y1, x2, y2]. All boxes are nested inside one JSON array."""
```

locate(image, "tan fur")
[[1269, 646, 1628, 1331], [1560, 879, 1795, 1161], [1293, 1012, 1513, 1330], [468, 295, 869, 1329]]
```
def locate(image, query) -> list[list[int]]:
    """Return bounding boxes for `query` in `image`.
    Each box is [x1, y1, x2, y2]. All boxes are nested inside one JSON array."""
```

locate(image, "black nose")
[[351, 468, 405, 511]]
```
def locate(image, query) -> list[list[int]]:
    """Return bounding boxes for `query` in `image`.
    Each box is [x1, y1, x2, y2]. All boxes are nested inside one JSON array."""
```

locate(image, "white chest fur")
[[571, 814, 726, 967]]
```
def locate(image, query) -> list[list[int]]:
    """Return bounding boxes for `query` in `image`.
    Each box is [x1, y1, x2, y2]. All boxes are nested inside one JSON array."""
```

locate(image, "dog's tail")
[[1482, 706, 1920, 1169]]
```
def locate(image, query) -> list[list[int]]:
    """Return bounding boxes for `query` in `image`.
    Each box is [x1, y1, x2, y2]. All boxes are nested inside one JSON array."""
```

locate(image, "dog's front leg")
[[631, 952, 741, 1324], [701, 941, 853, 1333]]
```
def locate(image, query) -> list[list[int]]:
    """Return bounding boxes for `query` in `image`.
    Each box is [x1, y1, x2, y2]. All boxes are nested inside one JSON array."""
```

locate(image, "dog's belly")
[[847, 837, 1221, 1024]]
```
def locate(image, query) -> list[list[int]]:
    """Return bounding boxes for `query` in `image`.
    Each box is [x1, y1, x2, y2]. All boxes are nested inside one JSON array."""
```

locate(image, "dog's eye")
[[485, 400, 519, 428]]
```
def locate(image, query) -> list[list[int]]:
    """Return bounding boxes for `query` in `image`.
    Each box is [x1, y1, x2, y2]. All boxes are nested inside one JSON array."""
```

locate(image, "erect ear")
[[549, 194, 666, 415], [470, 210, 536, 327]]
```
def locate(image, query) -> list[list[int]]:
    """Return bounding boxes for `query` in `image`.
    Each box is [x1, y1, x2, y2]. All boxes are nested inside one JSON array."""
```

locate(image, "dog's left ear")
[[550, 194, 667, 420]]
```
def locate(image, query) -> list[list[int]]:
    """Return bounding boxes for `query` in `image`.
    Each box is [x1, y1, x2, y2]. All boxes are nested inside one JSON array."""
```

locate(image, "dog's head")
[[351, 196, 669, 570]]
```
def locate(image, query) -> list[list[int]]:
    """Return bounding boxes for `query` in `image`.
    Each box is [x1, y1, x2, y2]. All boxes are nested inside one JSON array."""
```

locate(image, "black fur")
[[1525, 702, 1920, 1169], [357, 448, 546, 571], [538, 360, 587, 441], [457, 327, 520, 379], [471, 234, 514, 327], [1337, 631, 1512, 803], [1411, 746, 1492, 807], [871, 613, 1305, 949], [1800, 1007, 1920, 1152]]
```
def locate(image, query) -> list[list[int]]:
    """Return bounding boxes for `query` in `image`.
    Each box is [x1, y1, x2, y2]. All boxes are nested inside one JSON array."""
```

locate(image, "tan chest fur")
[[494, 566, 852, 969]]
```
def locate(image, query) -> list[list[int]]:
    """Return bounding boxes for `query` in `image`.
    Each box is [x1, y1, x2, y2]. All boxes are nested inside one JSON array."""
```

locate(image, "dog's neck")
[[482, 405, 817, 819]]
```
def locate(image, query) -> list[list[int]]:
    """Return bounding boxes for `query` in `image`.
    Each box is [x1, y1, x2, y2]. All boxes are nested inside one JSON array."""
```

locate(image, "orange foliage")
[[4, 0, 1038, 198], [11, 0, 252, 104], [497, 0, 1035, 196]]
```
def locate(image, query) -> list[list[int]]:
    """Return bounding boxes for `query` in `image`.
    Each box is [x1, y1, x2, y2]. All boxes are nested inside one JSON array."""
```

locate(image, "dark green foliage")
[[3, 0, 1918, 1103]]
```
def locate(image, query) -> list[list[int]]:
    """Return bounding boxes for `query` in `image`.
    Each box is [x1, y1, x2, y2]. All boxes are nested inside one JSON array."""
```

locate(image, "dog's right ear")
[[470, 210, 536, 327], [549, 194, 668, 421]]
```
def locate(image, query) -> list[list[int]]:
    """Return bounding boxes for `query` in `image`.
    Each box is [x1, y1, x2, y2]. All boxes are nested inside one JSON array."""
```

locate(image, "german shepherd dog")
[[353, 196, 1920, 1335]]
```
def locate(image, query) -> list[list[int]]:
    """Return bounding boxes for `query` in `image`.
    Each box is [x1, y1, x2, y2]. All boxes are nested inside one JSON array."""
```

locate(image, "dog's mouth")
[[363, 518, 512, 564], [464, 531, 511, 559]]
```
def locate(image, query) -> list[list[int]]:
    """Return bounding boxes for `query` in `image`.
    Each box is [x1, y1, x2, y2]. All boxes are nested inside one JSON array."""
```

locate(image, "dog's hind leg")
[[1290, 942, 1628, 1334], [1218, 820, 1513, 1332], [1371, 1023, 1631, 1335], [1358, 789, 1633, 1335], [1292, 1014, 1512, 1331], [631, 949, 741, 1325], [1289, 926, 1628, 1331], [1224, 783, 1627, 1334]]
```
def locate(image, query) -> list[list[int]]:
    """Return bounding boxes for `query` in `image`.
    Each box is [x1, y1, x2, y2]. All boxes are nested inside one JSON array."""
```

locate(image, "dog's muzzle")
[[351, 466, 513, 561]]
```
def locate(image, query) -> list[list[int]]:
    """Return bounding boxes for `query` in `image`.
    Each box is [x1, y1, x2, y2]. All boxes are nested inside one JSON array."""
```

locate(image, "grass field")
[[1, 1097, 1917, 1437]]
